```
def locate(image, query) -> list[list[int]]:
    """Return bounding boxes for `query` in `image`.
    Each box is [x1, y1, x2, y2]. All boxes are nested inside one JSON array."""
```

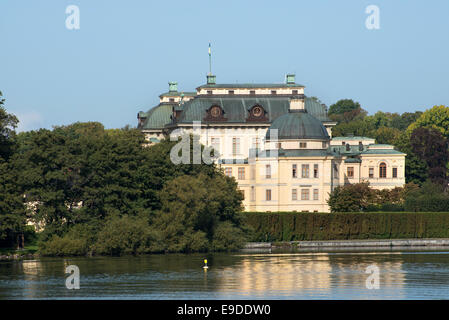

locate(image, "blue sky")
[[1, 0, 448, 131]]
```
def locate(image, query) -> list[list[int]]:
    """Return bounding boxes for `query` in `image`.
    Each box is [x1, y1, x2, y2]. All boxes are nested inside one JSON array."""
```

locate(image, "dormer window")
[[300, 142, 307, 148]]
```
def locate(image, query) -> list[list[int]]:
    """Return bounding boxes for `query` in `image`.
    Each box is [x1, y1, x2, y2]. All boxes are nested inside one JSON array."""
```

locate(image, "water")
[[1, 248, 449, 299]]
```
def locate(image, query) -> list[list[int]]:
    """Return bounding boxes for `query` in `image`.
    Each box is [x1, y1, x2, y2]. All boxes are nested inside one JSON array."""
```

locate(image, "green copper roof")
[[267, 111, 330, 140], [174, 96, 330, 124], [139, 104, 173, 130], [332, 136, 374, 141]]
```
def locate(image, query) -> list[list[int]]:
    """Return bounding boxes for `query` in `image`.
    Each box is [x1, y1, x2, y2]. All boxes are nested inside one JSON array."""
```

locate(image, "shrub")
[[211, 221, 247, 252], [40, 235, 89, 256]]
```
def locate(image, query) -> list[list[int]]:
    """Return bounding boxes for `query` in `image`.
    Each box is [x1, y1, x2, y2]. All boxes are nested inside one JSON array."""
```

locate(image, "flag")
[[208, 43, 211, 56]]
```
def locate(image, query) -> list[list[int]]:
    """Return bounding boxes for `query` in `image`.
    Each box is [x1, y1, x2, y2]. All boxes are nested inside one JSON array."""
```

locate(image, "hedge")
[[243, 212, 449, 242]]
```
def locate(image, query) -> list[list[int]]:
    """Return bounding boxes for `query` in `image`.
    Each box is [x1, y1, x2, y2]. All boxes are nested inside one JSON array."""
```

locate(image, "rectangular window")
[[238, 167, 245, 180], [225, 167, 232, 177], [251, 186, 255, 201], [228, 90, 234, 95], [266, 164, 271, 179], [302, 164, 309, 178], [232, 137, 240, 155], [313, 189, 319, 200], [276, 142, 282, 149], [271, 90, 277, 95], [250, 90, 256, 95], [211, 137, 220, 154], [266, 189, 271, 201], [347, 167, 354, 178], [300, 142, 307, 148], [292, 90, 298, 95], [292, 164, 297, 178], [369, 167, 374, 178], [169, 98, 175, 102], [322, 141, 327, 149], [252, 137, 260, 150], [207, 90, 213, 95], [393, 167, 398, 178], [314, 164, 319, 178], [292, 189, 297, 200], [301, 189, 310, 200]]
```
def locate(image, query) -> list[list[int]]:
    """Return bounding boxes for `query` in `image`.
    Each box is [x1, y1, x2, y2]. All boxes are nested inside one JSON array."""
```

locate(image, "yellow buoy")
[[203, 259, 208, 269]]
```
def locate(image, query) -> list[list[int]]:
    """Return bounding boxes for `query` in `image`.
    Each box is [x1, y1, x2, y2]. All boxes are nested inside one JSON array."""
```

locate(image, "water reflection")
[[0, 250, 448, 299]]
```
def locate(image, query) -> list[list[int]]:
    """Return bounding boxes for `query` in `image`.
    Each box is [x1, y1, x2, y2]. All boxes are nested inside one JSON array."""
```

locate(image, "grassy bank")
[[244, 212, 449, 242]]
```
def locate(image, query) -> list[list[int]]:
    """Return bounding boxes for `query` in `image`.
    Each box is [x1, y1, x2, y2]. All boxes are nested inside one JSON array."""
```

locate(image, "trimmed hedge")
[[244, 212, 449, 242]]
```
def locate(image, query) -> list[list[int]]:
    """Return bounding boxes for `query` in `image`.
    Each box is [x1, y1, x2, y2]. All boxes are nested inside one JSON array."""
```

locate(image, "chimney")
[[286, 74, 295, 85], [168, 81, 178, 93], [207, 74, 216, 85]]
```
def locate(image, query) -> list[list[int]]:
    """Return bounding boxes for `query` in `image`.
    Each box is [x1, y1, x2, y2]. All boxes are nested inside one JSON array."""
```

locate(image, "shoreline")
[[243, 238, 449, 253]]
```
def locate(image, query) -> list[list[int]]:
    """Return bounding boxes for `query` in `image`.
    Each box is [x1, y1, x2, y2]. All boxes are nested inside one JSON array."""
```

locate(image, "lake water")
[[1, 248, 449, 299]]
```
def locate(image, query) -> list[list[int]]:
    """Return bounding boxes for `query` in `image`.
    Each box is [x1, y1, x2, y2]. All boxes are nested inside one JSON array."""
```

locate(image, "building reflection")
[[215, 253, 406, 297]]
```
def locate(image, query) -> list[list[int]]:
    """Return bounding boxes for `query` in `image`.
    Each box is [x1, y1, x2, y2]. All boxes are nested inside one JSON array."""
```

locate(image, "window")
[[347, 167, 354, 178], [207, 90, 213, 95], [276, 142, 282, 149], [266, 189, 271, 201], [342, 141, 345, 145], [232, 137, 240, 155], [250, 90, 256, 95], [292, 164, 297, 178], [302, 164, 309, 178], [211, 137, 220, 154], [292, 189, 297, 200], [251, 186, 255, 201], [322, 141, 327, 149], [238, 167, 245, 180], [266, 164, 271, 179], [313, 189, 319, 200], [300, 142, 307, 148], [369, 167, 374, 178], [252, 137, 260, 150], [225, 168, 232, 177], [228, 90, 234, 95], [169, 98, 175, 102], [271, 90, 277, 95], [301, 189, 310, 200], [314, 164, 319, 178], [292, 90, 298, 95], [392, 167, 398, 178], [379, 162, 387, 178]]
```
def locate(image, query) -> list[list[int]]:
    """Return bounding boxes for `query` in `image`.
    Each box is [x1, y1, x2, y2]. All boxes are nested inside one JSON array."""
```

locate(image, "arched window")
[[379, 162, 387, 178]]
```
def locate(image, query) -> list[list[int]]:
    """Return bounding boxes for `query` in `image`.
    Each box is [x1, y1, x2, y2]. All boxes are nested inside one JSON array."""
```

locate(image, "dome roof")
[[266, 111, 330, 140]]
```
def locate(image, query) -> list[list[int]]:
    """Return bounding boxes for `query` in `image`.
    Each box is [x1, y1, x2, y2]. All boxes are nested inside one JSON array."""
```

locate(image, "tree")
[[373, 127, 401, 145], [153, 173, 245, 252], [0, 91, 19, 160], [410, 127, 449, 188], [407, 105, 449, 139], [394, 132, 428, 185], [328, 99, 367, 123], [327, 182, 375, 212]]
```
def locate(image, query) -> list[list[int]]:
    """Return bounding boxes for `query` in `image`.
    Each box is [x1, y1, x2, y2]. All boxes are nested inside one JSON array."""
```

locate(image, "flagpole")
[[208, 43, 212, 75]]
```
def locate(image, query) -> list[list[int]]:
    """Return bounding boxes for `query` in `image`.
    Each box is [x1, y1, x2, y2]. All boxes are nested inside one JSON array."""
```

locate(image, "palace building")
[[137, 74, 406, 212]]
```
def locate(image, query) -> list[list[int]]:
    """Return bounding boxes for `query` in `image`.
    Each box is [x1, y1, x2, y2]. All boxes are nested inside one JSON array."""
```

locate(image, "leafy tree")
[[394, 132, 428, 185], [373, 127, 401, 145], [0, 91, 18, 160], [328, 99, 367, 123], [410, 127, 449, 187], [153, 173, 245, 252], [327, 182, 374, 212], [407, 105, 449, 139]]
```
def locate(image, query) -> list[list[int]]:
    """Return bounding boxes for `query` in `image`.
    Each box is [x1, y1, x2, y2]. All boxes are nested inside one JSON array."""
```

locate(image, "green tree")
[[327, 182, 374, 212], [0, 91, 18, 160], [328, 99, 367, 123], [407, 105, 449, 139], [410, 127, 449, 188]]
